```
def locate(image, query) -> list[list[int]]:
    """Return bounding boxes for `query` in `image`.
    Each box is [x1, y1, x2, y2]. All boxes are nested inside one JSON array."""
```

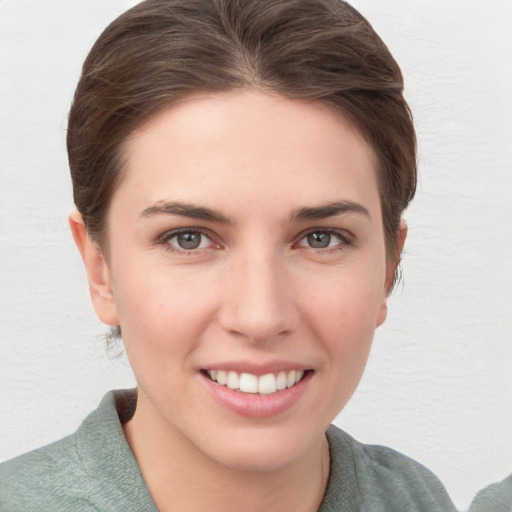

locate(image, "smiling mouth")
[[203, 369, 310, 395]]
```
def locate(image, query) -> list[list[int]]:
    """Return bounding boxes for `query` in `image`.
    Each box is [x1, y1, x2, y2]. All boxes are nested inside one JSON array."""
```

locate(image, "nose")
[[218, 249, 298, 343]]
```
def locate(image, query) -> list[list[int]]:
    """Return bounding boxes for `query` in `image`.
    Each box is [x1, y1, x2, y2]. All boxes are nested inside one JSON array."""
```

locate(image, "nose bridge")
[[219, 244, 296, 342]]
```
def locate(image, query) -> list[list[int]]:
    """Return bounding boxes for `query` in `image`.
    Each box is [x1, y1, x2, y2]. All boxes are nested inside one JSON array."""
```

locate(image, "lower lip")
[[201, 371, 312, 419]]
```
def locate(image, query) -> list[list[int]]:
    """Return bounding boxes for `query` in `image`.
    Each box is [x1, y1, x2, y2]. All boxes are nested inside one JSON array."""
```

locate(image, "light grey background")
[[1, 1, 511, 509]]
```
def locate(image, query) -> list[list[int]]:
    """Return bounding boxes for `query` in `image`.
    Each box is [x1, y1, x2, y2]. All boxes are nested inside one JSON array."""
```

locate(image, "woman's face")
[[88, 90, 395, 471]]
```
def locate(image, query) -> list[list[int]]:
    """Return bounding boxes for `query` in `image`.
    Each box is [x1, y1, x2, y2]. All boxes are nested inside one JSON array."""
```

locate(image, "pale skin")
[[70, 90, 406, 512]]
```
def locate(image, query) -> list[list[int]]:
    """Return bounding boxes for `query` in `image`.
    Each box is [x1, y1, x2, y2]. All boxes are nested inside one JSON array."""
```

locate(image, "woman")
[[0, 1, 510, 510]]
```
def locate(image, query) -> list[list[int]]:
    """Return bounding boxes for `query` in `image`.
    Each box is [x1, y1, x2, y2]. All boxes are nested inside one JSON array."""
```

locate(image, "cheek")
[[300, 268, 386, 354], [111, 264, 218, 351], [313, 277, 384, 400]]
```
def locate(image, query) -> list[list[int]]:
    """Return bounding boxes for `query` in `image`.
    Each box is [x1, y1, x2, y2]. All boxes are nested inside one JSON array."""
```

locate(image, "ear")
[[376, 221, 408, 327], [385, 221, 408, 294], [69, 210, 119, 326]]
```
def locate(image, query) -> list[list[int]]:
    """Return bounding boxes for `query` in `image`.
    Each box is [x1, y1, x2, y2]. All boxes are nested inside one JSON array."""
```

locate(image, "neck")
[[123, 392, 330, 512]]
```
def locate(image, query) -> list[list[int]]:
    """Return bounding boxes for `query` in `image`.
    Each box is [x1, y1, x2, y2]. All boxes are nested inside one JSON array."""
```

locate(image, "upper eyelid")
[[296, 227, 353, 240], [158, 227, 214, 242]]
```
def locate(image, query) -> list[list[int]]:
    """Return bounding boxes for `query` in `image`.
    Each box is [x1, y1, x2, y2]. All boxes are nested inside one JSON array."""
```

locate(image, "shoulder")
[[0, 389, 155, 512], [468, 473, 512, 512], [0, 431, 93, 510], [324, 425, 457, 512]]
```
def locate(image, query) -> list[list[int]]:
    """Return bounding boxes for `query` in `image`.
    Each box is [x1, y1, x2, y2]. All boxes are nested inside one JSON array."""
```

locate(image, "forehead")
[[115, 90, 381, 219]]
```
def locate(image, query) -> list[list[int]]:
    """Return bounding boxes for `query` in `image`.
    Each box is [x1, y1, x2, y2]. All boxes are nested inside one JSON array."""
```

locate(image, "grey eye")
[[307, 232, 331, 248], [176, 232, 202, 250]]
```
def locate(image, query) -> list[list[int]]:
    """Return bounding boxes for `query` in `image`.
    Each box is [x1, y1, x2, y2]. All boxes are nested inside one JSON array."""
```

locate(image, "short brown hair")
[[68, 0, 416, 257]]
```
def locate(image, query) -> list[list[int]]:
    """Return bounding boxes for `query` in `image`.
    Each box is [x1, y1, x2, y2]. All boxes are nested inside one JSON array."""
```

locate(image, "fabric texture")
[[0, 389, 508, 511]]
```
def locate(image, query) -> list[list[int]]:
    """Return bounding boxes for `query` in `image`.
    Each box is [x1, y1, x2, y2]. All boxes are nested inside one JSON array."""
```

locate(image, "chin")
[[193, 424, 324, 474]]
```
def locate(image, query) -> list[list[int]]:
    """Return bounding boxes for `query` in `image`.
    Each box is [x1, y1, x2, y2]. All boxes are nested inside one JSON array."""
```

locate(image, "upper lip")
[[200, 360, 312, 376]]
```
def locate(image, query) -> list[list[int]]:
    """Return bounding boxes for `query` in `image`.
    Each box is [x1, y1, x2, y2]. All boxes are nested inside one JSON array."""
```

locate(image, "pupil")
[[177, 232, 201, 250], [308, 232, 330, 248]]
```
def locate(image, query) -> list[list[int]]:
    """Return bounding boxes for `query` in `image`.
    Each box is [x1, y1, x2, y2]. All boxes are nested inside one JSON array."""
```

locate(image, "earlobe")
[[69, 210, 119, 326], [376, 298, 388, 328]]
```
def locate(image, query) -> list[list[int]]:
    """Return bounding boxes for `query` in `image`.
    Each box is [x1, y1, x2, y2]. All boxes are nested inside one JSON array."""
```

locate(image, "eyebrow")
[[140, 201, 233, 224], [140, 199, 369, 224], [290, 201, 370, 222]]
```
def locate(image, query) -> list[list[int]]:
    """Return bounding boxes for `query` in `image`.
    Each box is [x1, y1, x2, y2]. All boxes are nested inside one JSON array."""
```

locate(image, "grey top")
[[1, 389, 510, 511]]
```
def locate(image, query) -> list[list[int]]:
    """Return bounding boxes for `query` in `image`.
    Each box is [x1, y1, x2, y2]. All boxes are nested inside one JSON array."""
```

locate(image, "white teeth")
[[227, 371, 239, 390], [258, 373, 277, 394], [206, 369, 306, 395], [276, 371, 287, 390], [239, 373, 258, 393], [217, 370, 227, 385]]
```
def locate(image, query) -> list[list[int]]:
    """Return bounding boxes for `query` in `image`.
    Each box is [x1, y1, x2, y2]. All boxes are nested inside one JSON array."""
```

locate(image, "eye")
[[161, 229, 217, 253], [305, 232, 332, 249], [296, 229, 352, 250]]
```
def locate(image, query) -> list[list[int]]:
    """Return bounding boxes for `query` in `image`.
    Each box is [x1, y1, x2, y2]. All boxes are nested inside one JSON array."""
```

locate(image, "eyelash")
[[156, 228, 354, 255], [157, 228, 217, 255], [295, 228, 354, 253]]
